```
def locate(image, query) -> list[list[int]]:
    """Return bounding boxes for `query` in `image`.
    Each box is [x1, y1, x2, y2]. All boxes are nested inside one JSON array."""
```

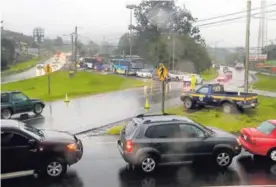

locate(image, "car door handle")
[[29, 149, 37, 152]]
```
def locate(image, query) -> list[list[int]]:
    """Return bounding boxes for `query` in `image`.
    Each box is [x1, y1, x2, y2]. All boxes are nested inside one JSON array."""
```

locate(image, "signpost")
[[44, 64, 53, 94], [157, 63, 168, 113]]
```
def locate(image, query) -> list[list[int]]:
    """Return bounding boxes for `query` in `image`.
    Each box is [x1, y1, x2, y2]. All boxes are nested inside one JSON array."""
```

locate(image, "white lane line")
[[1, 170, 34, 180]]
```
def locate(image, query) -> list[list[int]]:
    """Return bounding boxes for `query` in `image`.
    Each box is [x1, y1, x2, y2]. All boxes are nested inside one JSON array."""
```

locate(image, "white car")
[[168, 71, 186, 81], [136, 69, 153, 78], [36, 63, 44, 69]]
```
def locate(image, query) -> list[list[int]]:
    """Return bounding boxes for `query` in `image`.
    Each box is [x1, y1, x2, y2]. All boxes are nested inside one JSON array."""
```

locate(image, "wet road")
[[2, 136, 276, 187]]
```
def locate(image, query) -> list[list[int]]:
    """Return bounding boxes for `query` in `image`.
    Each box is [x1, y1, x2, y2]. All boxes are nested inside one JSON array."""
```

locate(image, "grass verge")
[[1, 71, 146, 101], [254, 73, 276, 92], [200, 68, 218, 81], [106, 96, 276, 135], [2, 57, 43, 75]]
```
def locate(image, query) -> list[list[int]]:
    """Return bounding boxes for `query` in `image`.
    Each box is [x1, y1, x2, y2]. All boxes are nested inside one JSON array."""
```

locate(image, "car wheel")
[[214, 149, 233, 168], [43, 158, 67, 178], [140, 155, 157, 173], [33, 103, 44, 115], [222, 102, 236, 114], [183, 98, 193, 109], [1, 108, 12, 119], [268, 148, 276, 162]]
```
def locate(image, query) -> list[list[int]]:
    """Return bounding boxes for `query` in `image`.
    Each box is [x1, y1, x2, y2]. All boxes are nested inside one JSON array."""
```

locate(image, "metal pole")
[[172, 34, 175, 70], [74, 26, 78, 73], [161, 81, 165, 113], [129, 9, 132, 63], [244, 0, 252, 93], [48, 74, 51, 94]]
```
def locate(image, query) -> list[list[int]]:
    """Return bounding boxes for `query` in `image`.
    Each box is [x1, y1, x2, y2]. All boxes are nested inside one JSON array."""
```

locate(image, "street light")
[[126, 4, 136, 63]]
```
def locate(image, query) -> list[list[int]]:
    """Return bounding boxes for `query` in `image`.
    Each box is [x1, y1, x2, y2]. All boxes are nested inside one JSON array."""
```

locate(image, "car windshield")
[[191, 120, 215, 135], [257, 121, 276, 135], [19, 122, 44, 139]]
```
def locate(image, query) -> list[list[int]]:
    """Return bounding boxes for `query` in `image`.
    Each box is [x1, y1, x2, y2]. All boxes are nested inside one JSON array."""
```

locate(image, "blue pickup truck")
[[180, 84, 258, 113]]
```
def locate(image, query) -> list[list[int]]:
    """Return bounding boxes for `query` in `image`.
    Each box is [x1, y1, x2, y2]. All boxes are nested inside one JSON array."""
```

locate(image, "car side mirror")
[[28, 139, 36, 147]]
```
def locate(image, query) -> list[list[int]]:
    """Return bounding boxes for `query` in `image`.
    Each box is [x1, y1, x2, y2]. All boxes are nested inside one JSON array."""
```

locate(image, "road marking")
[[1, 170, 34, 180]]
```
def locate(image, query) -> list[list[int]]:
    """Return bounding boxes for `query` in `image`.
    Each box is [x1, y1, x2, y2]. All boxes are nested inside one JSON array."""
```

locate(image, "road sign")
[[44, 64, 52, 74], [157, 63, 168, 81]]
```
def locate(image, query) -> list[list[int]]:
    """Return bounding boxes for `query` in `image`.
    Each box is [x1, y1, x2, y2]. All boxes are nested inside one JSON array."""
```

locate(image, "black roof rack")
[[136, 113, 172, 118]]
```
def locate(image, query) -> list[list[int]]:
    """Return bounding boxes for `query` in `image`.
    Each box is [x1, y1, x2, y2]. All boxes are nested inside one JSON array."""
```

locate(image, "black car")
[[1, 120, 83, 179], [117, 113, 241, 173]]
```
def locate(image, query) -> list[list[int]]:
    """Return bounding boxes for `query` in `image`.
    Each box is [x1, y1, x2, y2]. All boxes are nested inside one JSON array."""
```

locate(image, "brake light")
[[67, 143, 77, 151], [125, 140, 133, 153]]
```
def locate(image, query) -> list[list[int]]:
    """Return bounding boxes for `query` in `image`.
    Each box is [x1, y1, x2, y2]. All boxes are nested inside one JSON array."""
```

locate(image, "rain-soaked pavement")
[[2, 136, 276, 187]]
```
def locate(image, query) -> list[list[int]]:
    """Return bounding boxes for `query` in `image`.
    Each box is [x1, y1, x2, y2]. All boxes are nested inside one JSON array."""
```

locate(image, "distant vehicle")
[[1, 119, 83, 179], [111, 59, 131, 75], [223, 67, 229, 73], [224, 70, 233, 79], [1, 91, 45, 119], [117, 113, 241, 173], [180, 84, 258, 113], [36, 63, 44, 69], [238, 120, 276, 162], [136, 69, 153, 78], [214, 64, 220, 69], [127, 68, 138, 76], [168, 71, 186, 81], [216, 74, 229, 83], [235, 63, 244, 70]]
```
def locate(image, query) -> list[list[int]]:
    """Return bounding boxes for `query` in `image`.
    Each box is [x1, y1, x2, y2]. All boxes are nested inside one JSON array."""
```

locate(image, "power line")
[[196, 9, 276, 27], [196, 2, 276, 23]]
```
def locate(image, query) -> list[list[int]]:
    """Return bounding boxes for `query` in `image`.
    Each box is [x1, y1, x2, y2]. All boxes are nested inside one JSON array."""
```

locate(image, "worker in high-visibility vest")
[[190, 74, 196, 91]]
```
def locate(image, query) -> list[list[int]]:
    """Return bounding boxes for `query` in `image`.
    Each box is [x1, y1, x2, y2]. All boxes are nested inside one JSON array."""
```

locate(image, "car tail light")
[[67, 143, 77, 151], [125, 140, 133, 153]]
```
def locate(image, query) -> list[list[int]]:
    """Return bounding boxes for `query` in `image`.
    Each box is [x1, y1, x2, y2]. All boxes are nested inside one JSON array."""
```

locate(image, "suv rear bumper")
[[117, 140, 137, 164]]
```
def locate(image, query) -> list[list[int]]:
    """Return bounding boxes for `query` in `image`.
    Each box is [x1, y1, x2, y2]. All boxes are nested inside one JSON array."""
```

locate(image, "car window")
[[1, 132, 29, 147], [1, 93, 9, 102], [12, 93, 28, 102], [179, 124, 205, 138], [212, 85, 223, 93], [145, 124, 179, 138], [257, 121, 276, 135], [197, 87, 209, 94]]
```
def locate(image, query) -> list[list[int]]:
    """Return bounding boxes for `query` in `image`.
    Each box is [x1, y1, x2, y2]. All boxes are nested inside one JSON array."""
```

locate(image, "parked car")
[[223, 67, 229, 73], [180, 84, 258, 113], [127, 68, 138, 76], [216, 74, 229, 83], [36, 63, 44, 69], [238, 120, 276, 162], [235, 63, 244, 70], [136, 69, 153, 78], [168, 71, 186, 81], [1, 91, 45, 119], [224, 70, 233, 79], [117, 113, 241, 173], [1, 119, 83, 179]]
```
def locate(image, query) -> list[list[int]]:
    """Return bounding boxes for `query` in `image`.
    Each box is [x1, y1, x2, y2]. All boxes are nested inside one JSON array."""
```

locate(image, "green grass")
[[1, 71, 146, 101], [166, 96, 276, 132], [3, 57, 42, 74], [200, 68, 218, 81], [254, 73, 276, 92], [106, 96, 276, 135]]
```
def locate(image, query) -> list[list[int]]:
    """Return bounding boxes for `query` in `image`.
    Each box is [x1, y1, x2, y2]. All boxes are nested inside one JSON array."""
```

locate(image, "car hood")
[[207, 126, 236, 138], [41, 130, 76, 143]]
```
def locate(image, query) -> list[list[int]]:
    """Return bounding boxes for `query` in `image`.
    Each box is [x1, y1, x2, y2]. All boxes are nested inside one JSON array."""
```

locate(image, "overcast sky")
[[1, 0, 276, 47]]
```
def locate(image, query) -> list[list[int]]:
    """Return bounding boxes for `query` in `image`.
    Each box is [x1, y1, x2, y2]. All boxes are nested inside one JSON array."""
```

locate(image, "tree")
[[1, 38, 15, 70], [118, 1, 211, 72]]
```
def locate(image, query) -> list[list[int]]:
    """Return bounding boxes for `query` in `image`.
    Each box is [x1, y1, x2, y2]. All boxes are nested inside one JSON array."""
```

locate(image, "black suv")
[[117, 113, 241, 173], [1, 120, 83, 179]]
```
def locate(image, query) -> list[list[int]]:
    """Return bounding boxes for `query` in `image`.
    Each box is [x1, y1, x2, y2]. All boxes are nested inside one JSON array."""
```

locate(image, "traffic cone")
[[64, 94, 70, 103], [144, 97, 150, 111]]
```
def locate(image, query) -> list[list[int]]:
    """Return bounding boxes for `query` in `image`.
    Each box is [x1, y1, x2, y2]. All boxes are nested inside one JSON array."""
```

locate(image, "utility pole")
[[126, 5, 135, 64], [172, 34, 175, 70], [71, 33, 74, 63], [74, 26, 78, 73], [244, 0, 252, 93]]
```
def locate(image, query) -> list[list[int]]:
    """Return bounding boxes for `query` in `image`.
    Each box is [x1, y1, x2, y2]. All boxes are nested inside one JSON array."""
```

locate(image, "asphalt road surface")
[[2, 136, 276, 187]]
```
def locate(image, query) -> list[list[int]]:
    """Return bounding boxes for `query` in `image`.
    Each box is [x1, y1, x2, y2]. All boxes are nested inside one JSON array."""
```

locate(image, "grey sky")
[[2, 0, 276, 47]]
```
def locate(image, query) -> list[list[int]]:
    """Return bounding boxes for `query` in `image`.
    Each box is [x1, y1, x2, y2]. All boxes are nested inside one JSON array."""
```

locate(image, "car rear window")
[[125, 120, 138, 137], [1, 93, 9, 102], [257, 121, 276, 135]]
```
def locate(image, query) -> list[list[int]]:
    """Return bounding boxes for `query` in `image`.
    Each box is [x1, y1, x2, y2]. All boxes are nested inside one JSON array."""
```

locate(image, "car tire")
[[183, 98, 194, 109], [1, 108, 12, 119], [268, 148, 276, 162], [42, 158, 67, 178], [214, 149, 233, 168], [222, 102, 237, 114], [139, 155, 158, 173], [33, 103, 44, 115]]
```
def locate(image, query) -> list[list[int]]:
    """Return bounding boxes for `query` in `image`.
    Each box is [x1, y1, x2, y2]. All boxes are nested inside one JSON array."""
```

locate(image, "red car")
[[216, 74, 229, 83], [238, 120, 276, 162]]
